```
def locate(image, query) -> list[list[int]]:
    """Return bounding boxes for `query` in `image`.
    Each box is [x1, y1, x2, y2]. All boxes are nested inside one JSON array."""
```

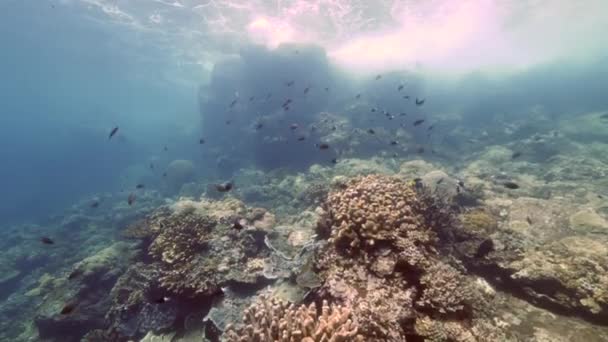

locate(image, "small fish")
[[90, 201, 99, 208], [199, 138, 206, 144], [232, 219, 245, 231], [128, 193, 136, 205], [254, 122, 263, 130], [266, 93, 272, 100], [413, 119, 425, 126], [390, 140, 398, 146], [297, 136, 306, 141], [135, 184, 144, 189], [67, 269, 82, 280], [397, 85, 404, 91], [503, 181, 519, 189], [367, 129, 375, 135], [149, 163, 154, 169], [316, 143, 330, 150], [474, 239, 494, 258], [290, 123, 299, 130], [303, 87, 310, 94], [108, 126, 119, 140], [60, 303, 76, 315], [417, 147, 425, 154], [162, 172, 167, 177], [403, 95, 410, 99], [375, 74, 382, 80], [436, 178, 444, 185], [331, 158, 338, 164], [511, 152, 522, 159], [526, 216, 533, 225], [249, 96, 255, 102], [427, 125, 434, 131], [229, 99, 237, 108], [331, 126, 337, 131], [40, 237, 54, 245], [153, 296, 170, 304], [325, 87, 329, 91], [215, 182, 233, 192], [286, 80, 295, 87], [400, 112, 407, 116], [225, 120, 232, 125], [355, 94, 361, 99], [163, 146, 168, 151], [371, 108, 376, 113], [284, 106, 290, 111], [415, 98, 425, 106]]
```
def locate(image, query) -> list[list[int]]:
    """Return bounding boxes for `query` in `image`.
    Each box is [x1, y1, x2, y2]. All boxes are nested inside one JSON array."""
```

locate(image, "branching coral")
[[416, 262, 473, 316], [223, 295, 363, 342], [321, 175, 430, 254]]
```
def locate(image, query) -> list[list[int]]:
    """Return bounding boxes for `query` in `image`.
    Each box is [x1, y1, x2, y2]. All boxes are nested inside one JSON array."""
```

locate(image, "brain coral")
[[223, 295, 363, 342]]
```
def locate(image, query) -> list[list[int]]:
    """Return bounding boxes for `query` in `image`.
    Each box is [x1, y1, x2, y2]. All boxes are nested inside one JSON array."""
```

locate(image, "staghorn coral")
[[223, 295, 363, 342]]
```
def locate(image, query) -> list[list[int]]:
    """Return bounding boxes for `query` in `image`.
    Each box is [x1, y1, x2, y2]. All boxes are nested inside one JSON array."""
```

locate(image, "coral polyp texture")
[[314, 174, 495, 340], [223, 295, 363, 342]]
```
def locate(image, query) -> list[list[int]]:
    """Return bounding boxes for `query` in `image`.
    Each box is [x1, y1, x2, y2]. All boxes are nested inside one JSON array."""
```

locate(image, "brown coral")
[[321, 175, 431, 254], [416, 262, 474, 316], [223, 295, 363, 342]]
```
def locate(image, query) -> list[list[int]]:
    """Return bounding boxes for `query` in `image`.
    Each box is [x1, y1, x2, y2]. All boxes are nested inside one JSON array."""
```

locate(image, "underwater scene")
[[2, 0, 608, 341]]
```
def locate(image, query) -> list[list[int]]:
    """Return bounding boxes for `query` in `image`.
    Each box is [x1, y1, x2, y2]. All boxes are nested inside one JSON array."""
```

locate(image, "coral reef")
[[313, 174, 494, 340], [223, 295, 363, 342]]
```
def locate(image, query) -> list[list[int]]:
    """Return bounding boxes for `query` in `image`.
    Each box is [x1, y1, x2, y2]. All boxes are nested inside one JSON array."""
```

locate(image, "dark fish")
[[474, 239, 494, 258], [316, 143, 330, 150], [436, 178, 444, 184], [60, 303, 76, 315], [457, 180, 465, 188], [297, 136, 306, 141], [331, 125, 337, 131], [153, 296, 170, 304], [331, 158, 338, 164], [427, 125, 434, 131], [40, 237, 54, 245], [398, 85, 404, 91], [286, 80, 294, 87], [367, 129, 375, 135], [413, 119, 425, 126], [355, 94, 361, 99], [290, 123, 299, 130], [254, 122, 264, 130], [371, 108, 376, 113], [415, 98, 425, 106], [266, 93, 272, 100], [325, 87, 329, 91], [375, 74, 382, 80], [392, 153, 398, 158], [149, 163, 154, 169], [225, 120, 232, 125], [403, 95, 410, 99], [503, 182, 519, 189], [90, 201, 99, 208], [400, 112, 407, 116], [249, 96, 255, 102], [128, 193, 136, 205], [303, 87, 310, 94], [232, 219, 244, 231], [599, 113, 608, 120], [511, 152, 522, 159], [390, 140, 398, 146], [136, 184, 144, 189], [526, 216, 533, 225], [68, 269, 82, 280], [282, 99, 292, 107], [230, 99, 237, 108], [163, 146, 168, 151], [417, 147, 425, 154], [284, 106, 290, 111], [199, 138, 206, 144], [108, 126, 119, 140], [215, 182, 233, 192], [162, 172, 167, 177]]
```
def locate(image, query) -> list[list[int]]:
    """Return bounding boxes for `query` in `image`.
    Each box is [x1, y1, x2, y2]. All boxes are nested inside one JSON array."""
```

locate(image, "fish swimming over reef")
[[40, 237, 54, 245], [128, 193, 136, 205], [108, 126, 119, 140], [413, 119, 425, 126], [215, 182, 233, 192], [415, 98, 425, 106]]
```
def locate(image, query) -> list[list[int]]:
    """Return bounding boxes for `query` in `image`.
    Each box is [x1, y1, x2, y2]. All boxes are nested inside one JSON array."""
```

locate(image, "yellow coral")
[[460, 210, 497, 234]]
